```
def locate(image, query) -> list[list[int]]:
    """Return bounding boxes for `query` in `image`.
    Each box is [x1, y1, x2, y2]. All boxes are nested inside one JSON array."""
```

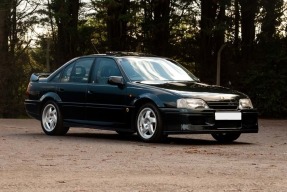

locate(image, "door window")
[[92, 58, 122, 84]]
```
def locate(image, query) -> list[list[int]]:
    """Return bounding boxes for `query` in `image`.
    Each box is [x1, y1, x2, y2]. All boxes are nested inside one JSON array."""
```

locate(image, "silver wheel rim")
[[137, 107, 157, 139], [42, 104, 58, 132]]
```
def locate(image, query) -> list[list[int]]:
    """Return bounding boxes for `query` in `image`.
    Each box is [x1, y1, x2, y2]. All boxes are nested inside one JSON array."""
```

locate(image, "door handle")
[[87, 90, 94, 94], [58, 88, 64, 92]]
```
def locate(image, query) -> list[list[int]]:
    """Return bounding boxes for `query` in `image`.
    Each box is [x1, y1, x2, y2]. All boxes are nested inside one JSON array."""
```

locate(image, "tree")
[[105, 0, 130, 51], [141, 0, 171, 56], [259, 0, 284, 43], [150, 0, 170, 56], [199, 0, 217, 83], [238, 0, 258, 70], [50, 0, 81, 67], [0, 0, 10, 117]]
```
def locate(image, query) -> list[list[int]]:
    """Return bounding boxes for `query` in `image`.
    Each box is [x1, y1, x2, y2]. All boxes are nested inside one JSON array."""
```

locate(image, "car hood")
[[137, 81, 247, 101]]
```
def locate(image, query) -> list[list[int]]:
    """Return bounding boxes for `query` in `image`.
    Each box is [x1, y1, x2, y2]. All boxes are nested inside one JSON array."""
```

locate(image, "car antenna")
[[91, 42, 100, 54]]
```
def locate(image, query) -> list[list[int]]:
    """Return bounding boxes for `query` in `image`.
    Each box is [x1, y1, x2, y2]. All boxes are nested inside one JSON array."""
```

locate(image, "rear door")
[[86, 57, 127, 127], [56, 57, 94, 121]]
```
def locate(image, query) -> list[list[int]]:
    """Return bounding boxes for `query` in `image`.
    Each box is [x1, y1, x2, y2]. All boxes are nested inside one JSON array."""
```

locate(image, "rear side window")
[[61, 64, 74, 82], [60, 58, 94, 83], [50, 72, 61, 82]]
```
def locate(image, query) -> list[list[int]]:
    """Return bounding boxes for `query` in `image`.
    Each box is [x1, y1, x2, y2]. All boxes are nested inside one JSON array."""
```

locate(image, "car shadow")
[[62, 131, 253, 146], [18, 128, 253, 146]]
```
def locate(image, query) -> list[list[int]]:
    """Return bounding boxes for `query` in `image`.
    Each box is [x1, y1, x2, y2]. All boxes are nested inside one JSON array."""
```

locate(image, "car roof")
[[89, 52, 157, 58]]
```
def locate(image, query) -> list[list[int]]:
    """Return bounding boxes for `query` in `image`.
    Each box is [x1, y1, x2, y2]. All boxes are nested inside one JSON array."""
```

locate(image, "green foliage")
[[243, 57, 287, 118], [2, 0, 287, 118]]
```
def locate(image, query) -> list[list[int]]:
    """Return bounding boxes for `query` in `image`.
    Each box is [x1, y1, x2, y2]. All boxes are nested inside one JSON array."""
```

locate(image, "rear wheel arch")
[[40, 92, 62, 103], [39, 93, 62, 113]]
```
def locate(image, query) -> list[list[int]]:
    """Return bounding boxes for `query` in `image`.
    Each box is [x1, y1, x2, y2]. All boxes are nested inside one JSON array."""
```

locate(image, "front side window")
[[92, 58, 122, 84]]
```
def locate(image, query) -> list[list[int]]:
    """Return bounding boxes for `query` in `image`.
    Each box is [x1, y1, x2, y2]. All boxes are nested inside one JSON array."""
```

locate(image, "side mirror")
[[108, 76, 124, 86]]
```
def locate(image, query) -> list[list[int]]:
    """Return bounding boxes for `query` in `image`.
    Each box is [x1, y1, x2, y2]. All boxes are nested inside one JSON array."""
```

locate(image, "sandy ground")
[[0, 119, 286, 192]]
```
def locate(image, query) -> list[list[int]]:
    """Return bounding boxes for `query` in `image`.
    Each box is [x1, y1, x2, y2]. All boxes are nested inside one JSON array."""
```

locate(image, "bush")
[[244, 61, 287, 118]]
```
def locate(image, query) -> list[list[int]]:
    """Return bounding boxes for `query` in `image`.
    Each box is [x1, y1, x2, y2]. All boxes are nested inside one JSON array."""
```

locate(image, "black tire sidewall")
[[211, 133, 241, 143]]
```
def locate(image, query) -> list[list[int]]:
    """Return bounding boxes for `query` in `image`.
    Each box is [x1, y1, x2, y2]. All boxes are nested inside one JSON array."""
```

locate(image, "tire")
[[41, 101, 69, 136], [211, 133, 241, 143], [135, 103, 163, 142]]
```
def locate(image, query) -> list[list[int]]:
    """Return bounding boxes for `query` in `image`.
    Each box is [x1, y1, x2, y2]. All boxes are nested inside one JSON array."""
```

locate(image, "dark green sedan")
[[25, 52, 258, 143]]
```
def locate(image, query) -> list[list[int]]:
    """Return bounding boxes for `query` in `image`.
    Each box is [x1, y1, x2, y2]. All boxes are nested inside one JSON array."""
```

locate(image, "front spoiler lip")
[[160, 108, 259, 134], [164, 129, 258, 134]]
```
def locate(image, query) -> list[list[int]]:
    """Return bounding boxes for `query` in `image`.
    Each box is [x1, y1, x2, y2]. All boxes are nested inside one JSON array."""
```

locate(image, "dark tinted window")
[[92, 58, 121, 84], [61, 63, 74, 82], [60, 58, 94, 83], [70, 58, 94, 83], [50, 72, 61, 82]]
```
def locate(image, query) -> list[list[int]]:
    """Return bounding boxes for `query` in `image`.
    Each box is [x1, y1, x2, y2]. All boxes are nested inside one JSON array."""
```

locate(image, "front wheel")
[[211, 133, 241, 143], [41, 101, 69, 136], [135, 103, 163, 142]]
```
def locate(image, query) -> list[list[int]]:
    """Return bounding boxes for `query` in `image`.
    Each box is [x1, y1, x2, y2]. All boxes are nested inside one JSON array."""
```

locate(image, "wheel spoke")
[[149, 117, 156, 123], [49, 107, 53, 114], [146, 111, 151, 118], [51, 119, 56, 128], [52, 109, 57, 116], [148, 124, 154, 135], [140, 116, 145, 126], [142, 127, 149, 134]]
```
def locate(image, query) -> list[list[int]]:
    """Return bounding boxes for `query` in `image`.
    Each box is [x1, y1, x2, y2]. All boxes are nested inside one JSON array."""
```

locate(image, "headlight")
[[239, 98, 253, 109], [177, 98, 209, 110]]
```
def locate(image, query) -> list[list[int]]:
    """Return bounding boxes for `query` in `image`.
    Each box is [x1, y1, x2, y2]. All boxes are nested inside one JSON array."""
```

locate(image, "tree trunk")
[[0, 0, 11, 117], [239, 0, 257, 69], [234, 0, 239, 48], [260, 0, 283, 42], [199, 0, 218, 83], [141, 0, 170, 56], [106, 0, 130, 51], [151, 0, 170, 56], [52, 0, 80, 68]]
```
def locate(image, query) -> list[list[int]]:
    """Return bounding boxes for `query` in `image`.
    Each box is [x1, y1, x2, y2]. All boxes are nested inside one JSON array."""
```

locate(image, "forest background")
[[0, 0, 287, 118]]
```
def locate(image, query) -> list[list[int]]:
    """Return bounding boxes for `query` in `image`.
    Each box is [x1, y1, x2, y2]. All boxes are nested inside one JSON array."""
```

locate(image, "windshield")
[[117, 57, 196, 81]]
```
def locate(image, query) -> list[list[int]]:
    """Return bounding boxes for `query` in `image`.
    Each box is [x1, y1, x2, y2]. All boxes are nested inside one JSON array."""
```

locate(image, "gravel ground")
[[0, 119, 286, 192]]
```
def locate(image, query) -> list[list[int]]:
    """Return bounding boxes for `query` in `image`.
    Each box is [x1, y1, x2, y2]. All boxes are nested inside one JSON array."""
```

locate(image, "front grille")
[[215, 120, 241, 128], [207, 101, 238, 110]]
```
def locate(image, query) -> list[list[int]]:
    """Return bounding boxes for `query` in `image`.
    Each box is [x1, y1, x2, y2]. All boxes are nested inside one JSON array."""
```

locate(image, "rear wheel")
[[135, 103, 163, 142], [211, 133, 241, 143], [41, 101, 69, 136]]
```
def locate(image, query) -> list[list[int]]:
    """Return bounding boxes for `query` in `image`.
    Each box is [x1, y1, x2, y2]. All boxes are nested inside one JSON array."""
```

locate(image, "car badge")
[[220, 96, 225, 100]]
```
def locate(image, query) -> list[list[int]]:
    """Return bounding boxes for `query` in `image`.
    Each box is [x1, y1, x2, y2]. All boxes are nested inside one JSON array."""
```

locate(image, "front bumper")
[[161, 108, 258, 134]]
